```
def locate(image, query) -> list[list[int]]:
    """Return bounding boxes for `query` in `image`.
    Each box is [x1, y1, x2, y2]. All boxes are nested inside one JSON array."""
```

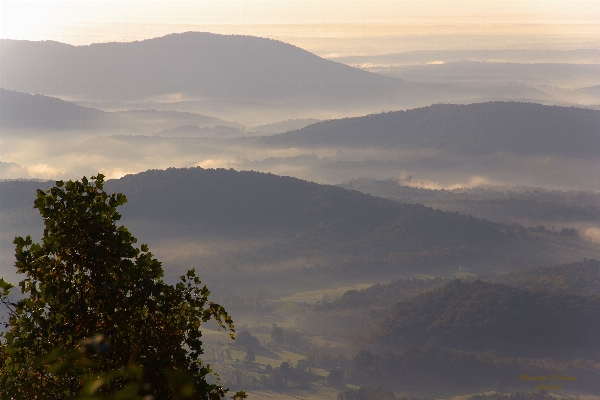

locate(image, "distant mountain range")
[[247, 118, 322, 134], [0, 89, 240, 135], [0, 89, 117, 131], [264, 101, 600, 158], [3, 91, 600, 189], [339, 178, 600, 225], [328, 49, 600, 66], [0, 32, 416, 105]]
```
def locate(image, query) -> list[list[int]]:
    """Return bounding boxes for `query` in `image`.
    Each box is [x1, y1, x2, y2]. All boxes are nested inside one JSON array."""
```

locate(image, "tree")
[[235, 331, 260, 351], [327, 367, 345, 388], [0, 174, 245, 399], [270, 324, 285, 345]]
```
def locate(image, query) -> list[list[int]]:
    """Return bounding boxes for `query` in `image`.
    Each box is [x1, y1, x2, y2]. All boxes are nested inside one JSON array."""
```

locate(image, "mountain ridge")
[[0, 32, 412, 104], [263, 101, 600, 158]]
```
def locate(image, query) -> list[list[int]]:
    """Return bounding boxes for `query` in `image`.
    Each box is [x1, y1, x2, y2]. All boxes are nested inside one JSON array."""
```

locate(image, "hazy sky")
[[2, 1, 599, 42]]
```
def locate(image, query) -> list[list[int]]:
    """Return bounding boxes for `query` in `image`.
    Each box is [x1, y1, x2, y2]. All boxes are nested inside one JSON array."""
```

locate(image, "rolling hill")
[[490, 259, 600, 295], [2, 168, 599, 292], [368, 280, 600, 354], [103, 167, 504, 251], [0, 89, 240, 135], [0, 32, 415, 104], [264, 102, 600, 158], [0, 89, 118, 131]]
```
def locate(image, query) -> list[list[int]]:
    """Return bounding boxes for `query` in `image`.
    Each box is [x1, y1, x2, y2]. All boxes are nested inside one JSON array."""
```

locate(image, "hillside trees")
[[0, 174, 244, 399]]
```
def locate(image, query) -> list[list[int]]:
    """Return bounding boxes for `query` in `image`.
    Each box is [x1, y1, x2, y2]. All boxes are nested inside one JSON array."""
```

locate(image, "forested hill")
[[263, 102, 600, 158], [490, 259, 600, 296], [368, 280, 600, 354], [0, 33, 409, 103], [4, 168, 596, 277], [104, 167, 504, 251]]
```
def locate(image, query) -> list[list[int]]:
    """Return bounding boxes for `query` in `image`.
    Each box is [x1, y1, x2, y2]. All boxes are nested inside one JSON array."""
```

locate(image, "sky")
[[2, 1, 599, 52]]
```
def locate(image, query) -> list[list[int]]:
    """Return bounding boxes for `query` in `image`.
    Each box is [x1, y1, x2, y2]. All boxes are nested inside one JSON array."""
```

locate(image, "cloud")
[[196, 159, 231, 169], [27, 164, 69, 180], [582, 228, 600, 244], [0, 161, 31, 179], [105, 168, 136, 180], [398, 173, 494, 190]]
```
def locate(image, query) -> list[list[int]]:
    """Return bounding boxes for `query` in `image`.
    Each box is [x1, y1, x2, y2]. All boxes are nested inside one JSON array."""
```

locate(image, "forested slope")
[[105, 167, 506, 253], [368, 280, 600, 354], [2, 169, 598, 289], [265, 102, 600, 158], [490, 259, 600, 295]]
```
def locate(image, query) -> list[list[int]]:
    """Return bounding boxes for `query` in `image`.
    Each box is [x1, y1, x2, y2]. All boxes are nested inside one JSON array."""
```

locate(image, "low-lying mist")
[[3, 130, 600, 190]]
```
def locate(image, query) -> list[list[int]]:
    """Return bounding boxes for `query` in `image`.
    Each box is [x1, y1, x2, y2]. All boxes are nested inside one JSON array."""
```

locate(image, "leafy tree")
[[0, 174, 245, 399]]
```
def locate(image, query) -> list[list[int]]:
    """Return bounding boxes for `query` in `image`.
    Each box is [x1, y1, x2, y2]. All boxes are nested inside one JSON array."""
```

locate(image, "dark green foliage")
[[337, 386, 397, 400], [491, 259, 600, 295], [29, 335, 204, 400], [369, 280, 600, 353], [0, 175, 242, 399]]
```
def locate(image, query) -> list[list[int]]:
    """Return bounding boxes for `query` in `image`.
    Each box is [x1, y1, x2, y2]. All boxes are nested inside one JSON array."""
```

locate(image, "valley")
[[1, 22, 599, 399]]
